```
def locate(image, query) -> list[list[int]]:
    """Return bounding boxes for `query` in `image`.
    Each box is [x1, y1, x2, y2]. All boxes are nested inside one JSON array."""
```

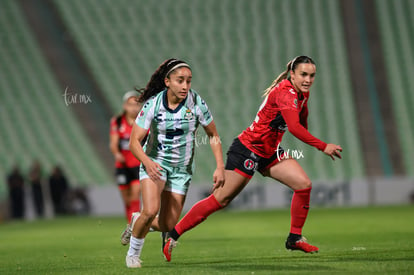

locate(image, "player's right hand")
[[115, 152, 125, 163], [323, 144, 343, 160], [144, 160, 163, 181]]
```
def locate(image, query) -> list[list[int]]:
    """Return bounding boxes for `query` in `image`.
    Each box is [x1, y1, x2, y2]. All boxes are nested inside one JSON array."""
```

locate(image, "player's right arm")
[[109, 118, 125, 163], [130, 99, 163, 180]]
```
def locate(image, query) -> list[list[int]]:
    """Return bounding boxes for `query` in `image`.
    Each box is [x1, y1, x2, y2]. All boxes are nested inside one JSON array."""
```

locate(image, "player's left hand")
[[323, 143, 343, 160], [211, 167, 225, 192]]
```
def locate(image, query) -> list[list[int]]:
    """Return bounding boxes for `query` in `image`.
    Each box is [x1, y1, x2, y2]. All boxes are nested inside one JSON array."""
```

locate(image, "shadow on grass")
[[146, 255, 339, 273]]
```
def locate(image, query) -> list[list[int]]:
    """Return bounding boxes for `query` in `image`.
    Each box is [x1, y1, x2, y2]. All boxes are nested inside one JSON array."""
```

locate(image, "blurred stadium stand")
[[375, 0, 414, 177], [52, 0, 365, 183], [0, 0, 111, 198], [0, 0, 413, 203]]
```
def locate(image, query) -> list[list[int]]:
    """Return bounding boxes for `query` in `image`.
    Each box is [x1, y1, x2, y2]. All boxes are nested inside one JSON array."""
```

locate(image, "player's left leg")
[[263, 158, 318, 253], [152, 190, 186, 231], [157, 190, 186, 256]]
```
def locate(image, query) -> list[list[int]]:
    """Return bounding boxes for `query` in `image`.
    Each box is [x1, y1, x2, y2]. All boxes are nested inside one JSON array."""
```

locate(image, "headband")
[[290, 56, 299, 71], [165, 60, 191, 77]]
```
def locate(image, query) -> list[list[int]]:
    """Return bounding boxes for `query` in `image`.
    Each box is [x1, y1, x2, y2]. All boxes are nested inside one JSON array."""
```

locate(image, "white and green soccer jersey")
[[135, 89, 213, 171]]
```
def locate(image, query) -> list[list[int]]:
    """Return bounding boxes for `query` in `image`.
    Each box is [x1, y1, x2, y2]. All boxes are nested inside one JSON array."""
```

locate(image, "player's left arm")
[[195, 92, 225, 189], [203, 121, 225, 189]]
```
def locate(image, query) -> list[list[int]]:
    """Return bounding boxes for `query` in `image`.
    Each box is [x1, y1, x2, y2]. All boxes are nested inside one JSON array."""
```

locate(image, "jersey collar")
[[162, 89, 188, 113]]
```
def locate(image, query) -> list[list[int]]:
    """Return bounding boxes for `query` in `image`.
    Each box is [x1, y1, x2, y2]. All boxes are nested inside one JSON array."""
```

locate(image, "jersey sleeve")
[[135, 98, 155, 130], [195, 93, 213, 126], [109, 117, 118, 135], [281, 109, 327, 151]]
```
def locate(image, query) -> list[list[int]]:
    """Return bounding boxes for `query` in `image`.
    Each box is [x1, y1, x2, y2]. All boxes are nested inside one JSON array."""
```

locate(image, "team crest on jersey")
[[244, 159, 256, 170], [184, 109, 194, 120], [293, 99, 298, 108]]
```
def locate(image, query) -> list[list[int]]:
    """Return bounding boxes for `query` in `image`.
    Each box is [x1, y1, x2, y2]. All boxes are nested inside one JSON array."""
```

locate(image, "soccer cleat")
[[285, 236, 319, 253], [125, 255, 142, 268], [163, 237, 177, 262], [120, 212, 140, 246]]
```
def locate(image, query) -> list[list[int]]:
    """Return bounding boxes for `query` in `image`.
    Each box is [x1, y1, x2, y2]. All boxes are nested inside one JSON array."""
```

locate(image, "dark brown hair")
[[264, 56, 315, 96]]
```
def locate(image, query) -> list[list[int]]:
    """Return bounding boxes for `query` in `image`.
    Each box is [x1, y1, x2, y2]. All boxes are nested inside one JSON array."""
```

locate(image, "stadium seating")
[[0, 0, 110, 198], [375, 0, 414, 177], [53, 0, 365, 182]]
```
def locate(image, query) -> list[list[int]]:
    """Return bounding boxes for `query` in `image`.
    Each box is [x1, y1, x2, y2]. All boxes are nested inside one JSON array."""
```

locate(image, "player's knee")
[[218, 196, 232, 208], [299, 178, 312, 190], [140, 210, 158, 225]]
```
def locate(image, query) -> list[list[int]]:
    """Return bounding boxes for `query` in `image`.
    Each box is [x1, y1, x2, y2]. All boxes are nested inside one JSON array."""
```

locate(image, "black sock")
[[169, 228, 180, 241], [288, 233, 302, 243]]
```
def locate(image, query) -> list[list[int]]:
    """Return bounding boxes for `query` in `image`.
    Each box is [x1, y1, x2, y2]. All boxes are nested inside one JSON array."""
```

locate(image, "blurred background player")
[[163, 56, 343, 261], [6, 165, 25, 219], [29, 160, 44, 218], [110, 91, 143, 225], [124, 58, 225, 268], [48, 165, 69, 216]]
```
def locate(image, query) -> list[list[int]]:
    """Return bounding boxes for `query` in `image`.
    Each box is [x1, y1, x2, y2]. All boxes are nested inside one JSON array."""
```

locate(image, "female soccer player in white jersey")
[[124, 59, 225, 268]]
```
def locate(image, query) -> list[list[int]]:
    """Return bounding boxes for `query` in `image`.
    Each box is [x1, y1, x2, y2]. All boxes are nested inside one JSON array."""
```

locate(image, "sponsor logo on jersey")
[[139, 110, 144, 117]]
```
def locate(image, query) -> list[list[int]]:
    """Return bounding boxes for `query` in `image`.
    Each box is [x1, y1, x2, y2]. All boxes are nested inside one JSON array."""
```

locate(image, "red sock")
[[125, 204, 131, 223], [130, 199, 141, 216], [175, 194, 223, 236], [290, 187, 311, 235]]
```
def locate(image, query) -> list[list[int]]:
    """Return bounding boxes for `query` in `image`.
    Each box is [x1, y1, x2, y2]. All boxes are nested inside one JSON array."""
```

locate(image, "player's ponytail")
[[136, 58, 191, 103], [263, 56, 315, 97]]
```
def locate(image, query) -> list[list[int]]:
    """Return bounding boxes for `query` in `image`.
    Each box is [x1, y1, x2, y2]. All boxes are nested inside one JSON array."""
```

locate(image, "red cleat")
[[163, 237, 177, 262], [285, 237, 319, 253]]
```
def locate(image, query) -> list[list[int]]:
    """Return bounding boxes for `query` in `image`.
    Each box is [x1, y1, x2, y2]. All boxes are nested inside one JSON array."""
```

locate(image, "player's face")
[[290, 63, 316, 93], [165, 67, 192, 100], [123, 97, 141, 117]]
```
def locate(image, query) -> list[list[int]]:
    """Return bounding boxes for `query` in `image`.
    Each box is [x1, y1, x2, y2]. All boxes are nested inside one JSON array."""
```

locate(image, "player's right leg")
[[126, 177, 165, 268]]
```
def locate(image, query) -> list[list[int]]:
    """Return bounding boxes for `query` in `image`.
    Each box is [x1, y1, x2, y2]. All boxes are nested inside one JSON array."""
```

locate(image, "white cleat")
[[120, 212, 140, 246], [126, 255, 142, 268]]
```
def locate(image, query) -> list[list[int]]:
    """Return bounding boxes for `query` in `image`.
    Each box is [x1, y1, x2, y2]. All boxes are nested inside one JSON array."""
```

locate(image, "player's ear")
[[289, 69, 295, 81], [164, 77, 170, 88]]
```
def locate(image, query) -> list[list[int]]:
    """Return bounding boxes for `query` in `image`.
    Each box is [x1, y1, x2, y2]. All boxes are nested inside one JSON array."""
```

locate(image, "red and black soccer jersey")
[[110, 115, 141, 168], [238, 79, 327, 158]]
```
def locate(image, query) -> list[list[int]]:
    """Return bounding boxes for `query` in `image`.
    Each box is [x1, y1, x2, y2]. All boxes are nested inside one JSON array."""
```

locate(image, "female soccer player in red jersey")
[[110, 91, 143, 225], [163, 56, 343, 261]]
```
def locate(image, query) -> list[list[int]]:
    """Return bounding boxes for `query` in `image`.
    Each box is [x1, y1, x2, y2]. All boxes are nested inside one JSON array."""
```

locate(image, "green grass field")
[[0, 205, 413, 274]]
